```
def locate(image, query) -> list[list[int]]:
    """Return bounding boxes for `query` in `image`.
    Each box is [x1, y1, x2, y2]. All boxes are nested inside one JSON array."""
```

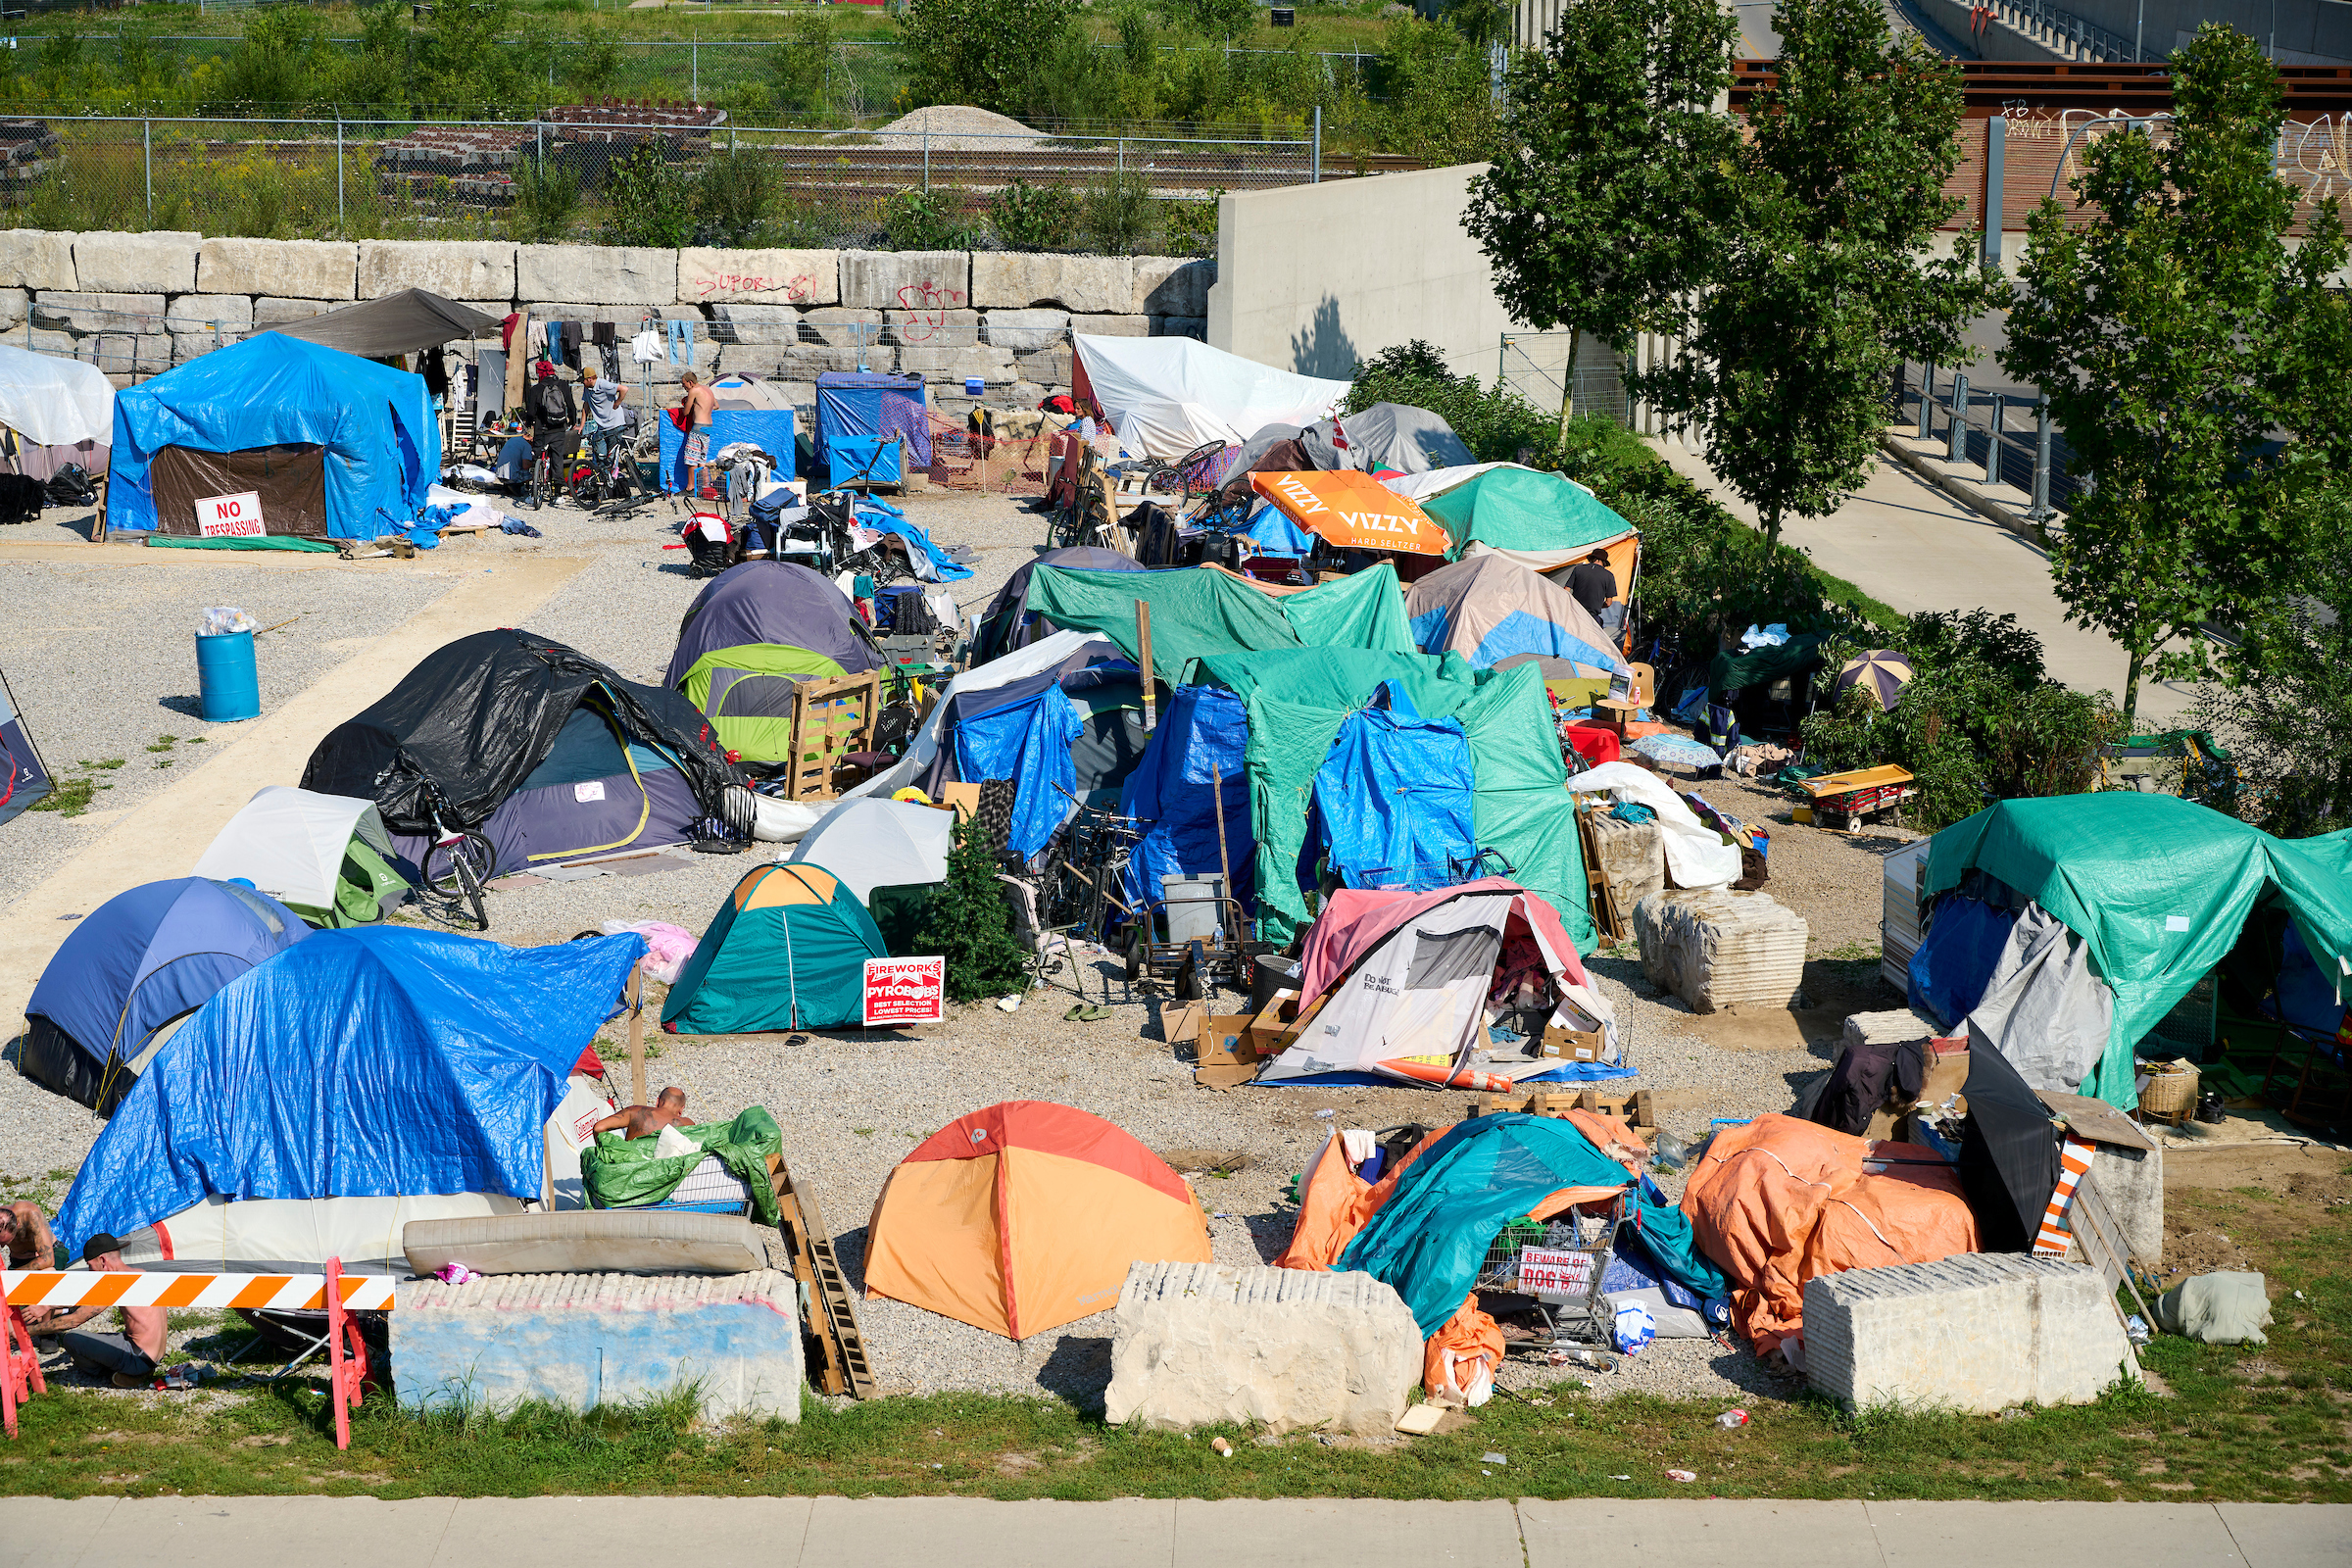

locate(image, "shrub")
[[508, 156, 581, 242], [1158, 193, 1220, 257], [1080, 169, 1155, 254], [882, 187, 974, 251], [697, 147, 775, 246], [769, 13, 837, 114], [989, 177, 1080, 251], [599, 145, 695, 248]]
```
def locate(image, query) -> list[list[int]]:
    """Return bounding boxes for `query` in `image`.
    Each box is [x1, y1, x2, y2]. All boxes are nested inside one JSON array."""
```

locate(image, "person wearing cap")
[[27, 1235, 168, 1388]]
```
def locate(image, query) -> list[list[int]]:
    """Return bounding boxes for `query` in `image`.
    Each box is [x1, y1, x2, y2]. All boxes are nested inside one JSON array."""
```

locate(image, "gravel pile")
[[873, 106, 1046, 153]]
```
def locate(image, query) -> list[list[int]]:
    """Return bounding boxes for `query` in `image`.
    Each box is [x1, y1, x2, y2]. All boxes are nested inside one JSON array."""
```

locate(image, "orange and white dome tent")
[[861, 1101, 1212, 1340]]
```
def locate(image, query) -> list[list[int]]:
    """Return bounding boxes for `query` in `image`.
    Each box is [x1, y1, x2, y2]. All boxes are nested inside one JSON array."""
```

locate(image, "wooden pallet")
[[777, 671, 881, 803], [1574, 803, 1629, 944], [771, 1160, 876, 1399], [1469, 1086, 1655, 1138]]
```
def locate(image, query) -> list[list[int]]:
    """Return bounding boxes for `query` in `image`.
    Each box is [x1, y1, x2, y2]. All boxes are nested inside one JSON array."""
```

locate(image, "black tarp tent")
[[270, 289, 499, 360]]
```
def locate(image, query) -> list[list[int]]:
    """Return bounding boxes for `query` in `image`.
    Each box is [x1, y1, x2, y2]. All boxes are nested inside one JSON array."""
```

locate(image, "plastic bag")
[[198, 606, 255, 635], [1613, 1298, 1656, 1355], [601, 919, 699, 985]]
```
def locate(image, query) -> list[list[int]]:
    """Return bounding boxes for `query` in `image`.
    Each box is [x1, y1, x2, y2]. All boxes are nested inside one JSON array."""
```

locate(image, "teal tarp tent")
[[662, 863, 889, 1034], [1924, 796, 2352, 1109], [1420, 466, 1637, 562], [1022, 563, 1413, 686]]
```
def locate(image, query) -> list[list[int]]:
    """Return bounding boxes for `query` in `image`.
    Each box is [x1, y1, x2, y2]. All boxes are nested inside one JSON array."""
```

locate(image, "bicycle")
[[572, 428, 638, 510], [412, 790, 494, 932]]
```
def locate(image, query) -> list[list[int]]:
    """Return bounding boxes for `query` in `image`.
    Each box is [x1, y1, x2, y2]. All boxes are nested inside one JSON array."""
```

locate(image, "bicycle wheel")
[[421, 834, 493, 932]]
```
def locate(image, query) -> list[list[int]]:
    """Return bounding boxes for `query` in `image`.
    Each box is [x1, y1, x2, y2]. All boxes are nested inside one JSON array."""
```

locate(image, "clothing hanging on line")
[[632, 325, 662, 364], [666, 318, 694, 366]]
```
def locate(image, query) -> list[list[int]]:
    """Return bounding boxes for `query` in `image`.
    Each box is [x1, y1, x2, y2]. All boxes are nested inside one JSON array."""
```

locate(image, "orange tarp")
[[1680, 1114, 1978, 1358], [863, 1101, 1211, 1340], [1251, 469, 1451, 556]]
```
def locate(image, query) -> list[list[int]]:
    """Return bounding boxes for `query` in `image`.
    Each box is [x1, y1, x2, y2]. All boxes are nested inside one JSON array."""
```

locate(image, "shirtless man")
[[33, 1236, 168, 1388], [593, 1086, 697, 1141], [0, 1200, 63, 1271], [678, 372, 716, 499]]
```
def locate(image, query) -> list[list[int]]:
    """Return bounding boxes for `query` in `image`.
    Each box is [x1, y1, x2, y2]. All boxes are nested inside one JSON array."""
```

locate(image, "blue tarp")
[[1908, 893, 2021, 1030], [867, 519, 972, 583], [814, 371, 925, 469], [1312, 683, 1476, 891], [1239, 502, 1317, 559], [1337, 1115, 1725, 1336], [1408, 605, 1621, 672], [106, 334, 440, 538], [26, 878, 309, 1080], [55, 927, 644, 1256], [1119, 685, 1254, 913], [660, 408, 795, 493], [954, 684, 1084, 859]]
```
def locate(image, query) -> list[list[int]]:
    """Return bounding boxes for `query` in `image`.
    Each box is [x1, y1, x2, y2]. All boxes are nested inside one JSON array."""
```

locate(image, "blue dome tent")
[[105, 334, 440, 539]]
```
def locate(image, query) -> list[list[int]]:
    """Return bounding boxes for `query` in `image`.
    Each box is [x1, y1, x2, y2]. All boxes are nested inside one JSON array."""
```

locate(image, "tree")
[[1369, 22, 1501, 168], [2001, 25, 2352, 726], [1463, 0, 1740, 422], [916, 819, 1031, 1004], [897, 0, 1084, 122], [2189, 556, 2352, 837], [1640, 0, 1985, 548]]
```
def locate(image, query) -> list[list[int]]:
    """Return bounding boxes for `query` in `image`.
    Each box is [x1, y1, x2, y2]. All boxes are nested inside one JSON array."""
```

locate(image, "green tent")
[[1196, 648, 1592, 952], [1420, 466, 1638, 560], [662, 863, 890, 1034], [1023, 563, 1414, 686], [676, 644, 849, 764], [1925, 796, 2352, 1108]]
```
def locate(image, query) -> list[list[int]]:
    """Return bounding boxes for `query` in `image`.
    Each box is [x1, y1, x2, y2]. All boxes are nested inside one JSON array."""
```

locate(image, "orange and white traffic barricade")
[[0, 1260, 393, 1446]]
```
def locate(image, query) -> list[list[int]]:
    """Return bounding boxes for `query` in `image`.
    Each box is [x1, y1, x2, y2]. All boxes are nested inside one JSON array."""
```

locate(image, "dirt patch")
[[2164, 1145, 2352, 1199], [1672, 956, 1905, 1056], [2161, 1145, 2351, 1283]]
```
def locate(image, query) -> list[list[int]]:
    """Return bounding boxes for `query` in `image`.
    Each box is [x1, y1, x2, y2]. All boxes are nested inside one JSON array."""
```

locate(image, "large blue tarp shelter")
[[659, 407, 794, 493], [55, 926, 644, 1255], [106, 334, 439, 539], [1119, 685, 1253, 913], [1312, 685, 1477, 891], [814, 371, 927, 475], [953, 677, 1085, 859]]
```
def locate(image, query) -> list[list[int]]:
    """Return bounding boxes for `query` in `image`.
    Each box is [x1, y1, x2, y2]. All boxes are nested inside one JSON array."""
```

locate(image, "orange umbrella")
[[1251, 468, 1451, 556]]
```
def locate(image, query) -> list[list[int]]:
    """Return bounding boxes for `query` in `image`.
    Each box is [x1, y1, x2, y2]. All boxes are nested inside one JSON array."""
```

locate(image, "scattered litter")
[[2126, 1314, 2152, 1345], [1395, 1404, 1446, 1435], [1715, 1408, 1748, 1429], [996, 994, 1022, 1012], [197, 606, 255, 635], [432, 1261, 483, 1286], [1210, 1437, 1234, 1457], [1481, 1451, 1506, 1465], [1313, 1109, 1335, 1118], [1613, 1299, 1656, 1355], [1481, 1470, 1491, 1477], [1667, 1468, 1697, 1483], [1611, 1475, 1632, 1481]]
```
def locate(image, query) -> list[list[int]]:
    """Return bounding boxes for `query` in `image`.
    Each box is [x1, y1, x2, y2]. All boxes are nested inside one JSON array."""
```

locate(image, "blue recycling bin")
[[196, 630, 260, 723]]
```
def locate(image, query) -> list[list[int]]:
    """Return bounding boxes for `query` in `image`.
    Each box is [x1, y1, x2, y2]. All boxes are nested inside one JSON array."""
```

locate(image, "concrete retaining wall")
[[0, 231, 1214, 413]]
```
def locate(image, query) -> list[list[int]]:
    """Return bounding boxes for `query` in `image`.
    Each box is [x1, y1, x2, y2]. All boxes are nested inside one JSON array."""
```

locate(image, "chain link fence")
[[0, 112, 1341, 251], [1496, 330, 1635, 428]]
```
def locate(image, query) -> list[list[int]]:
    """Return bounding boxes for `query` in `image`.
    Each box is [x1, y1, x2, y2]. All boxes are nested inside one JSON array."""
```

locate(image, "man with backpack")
[[526, 361, 580, 507]]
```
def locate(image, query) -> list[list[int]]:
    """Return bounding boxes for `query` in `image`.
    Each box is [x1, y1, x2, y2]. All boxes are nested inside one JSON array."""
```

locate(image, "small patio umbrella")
[[1835, 650, 1916, 712], [1631, 733, 1723, 768]]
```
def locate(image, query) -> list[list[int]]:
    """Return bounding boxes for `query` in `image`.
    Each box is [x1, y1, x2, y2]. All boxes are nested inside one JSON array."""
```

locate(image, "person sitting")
[[593, 1086, 697, 1141], [32, 1235, 168, 1389], [0, 1200, 63, 1271]]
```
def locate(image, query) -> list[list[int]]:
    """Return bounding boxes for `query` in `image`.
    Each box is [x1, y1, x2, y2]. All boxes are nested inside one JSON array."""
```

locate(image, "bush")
[[769, 13, 837, 114], [599, 145, 696, 248], [882, 187, 975, 251], [697, 147, 775, 246], [508, 157, 581, 242], [989, 177, 1080, 251], [1159, 193, 1220, 257], [898, 0, 1085, 122], [1080, 169, 1156, 254]]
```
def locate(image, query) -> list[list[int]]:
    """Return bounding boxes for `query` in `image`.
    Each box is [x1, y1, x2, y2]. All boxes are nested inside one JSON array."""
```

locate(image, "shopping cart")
[[1472, 1195, 1624, 1348]]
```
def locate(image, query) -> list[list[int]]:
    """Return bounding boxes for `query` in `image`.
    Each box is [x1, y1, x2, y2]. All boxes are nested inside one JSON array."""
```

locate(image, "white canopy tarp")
[[0, 344, 114, 448], [844, 629, 1114, 802], [1073, 335, 1349, 461], [1379, 461, 1525, 504], [1564, 761, 1740, 890], [788, 797, 955, 903], [192, 785, 388, 915]]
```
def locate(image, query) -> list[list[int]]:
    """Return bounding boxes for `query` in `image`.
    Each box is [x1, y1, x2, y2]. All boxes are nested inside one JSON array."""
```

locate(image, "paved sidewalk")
[[1649, 439, 2195, 722], [1, 1494, 2343, 1567]]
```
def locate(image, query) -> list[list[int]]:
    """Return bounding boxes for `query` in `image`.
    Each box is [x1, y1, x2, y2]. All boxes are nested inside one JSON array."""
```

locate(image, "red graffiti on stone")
[[695, 272, 817, 302], [894, 279, 968, 342]]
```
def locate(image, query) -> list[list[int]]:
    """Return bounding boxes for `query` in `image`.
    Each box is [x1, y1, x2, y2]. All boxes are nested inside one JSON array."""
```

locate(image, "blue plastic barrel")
[[195, 630, 260, 723]]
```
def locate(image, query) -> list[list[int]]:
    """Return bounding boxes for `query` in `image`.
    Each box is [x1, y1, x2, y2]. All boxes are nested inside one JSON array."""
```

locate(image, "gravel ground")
[[0, 484, 1916, 1418]]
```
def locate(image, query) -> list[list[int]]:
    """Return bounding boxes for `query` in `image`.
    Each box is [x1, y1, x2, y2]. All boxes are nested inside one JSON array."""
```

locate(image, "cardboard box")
[[1540, 1026, 1607, 1063], [937, 781, 981, 821], [1193, 1012, 1261, 1091], [1243, 989, 1299, 1058]]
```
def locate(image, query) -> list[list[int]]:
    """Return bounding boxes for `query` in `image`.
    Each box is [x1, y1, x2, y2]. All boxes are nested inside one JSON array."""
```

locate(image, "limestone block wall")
[[0, 230, 1215, 419]]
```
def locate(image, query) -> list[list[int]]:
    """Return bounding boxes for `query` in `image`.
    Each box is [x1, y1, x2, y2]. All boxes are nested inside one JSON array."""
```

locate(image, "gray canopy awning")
[[267, 289, 501, 360]]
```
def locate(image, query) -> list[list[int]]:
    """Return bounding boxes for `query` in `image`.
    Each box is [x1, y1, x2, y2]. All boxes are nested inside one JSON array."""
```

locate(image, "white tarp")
[[122, 1192, 529, 1269], [1073, 335, 1349, 460], [788, 797, 955, 903], [1564, 761, 1740, 890], [0, 344, 113, 448], [192, 785, 387, 914], [1380, 461, 1525, 504]]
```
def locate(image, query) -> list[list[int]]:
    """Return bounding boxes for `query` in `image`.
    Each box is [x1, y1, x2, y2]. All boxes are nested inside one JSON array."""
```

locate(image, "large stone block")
[[74, 231, 198, 294], [981, 307, 1068, 353], [1069, 313, 1149, 338], [1633, 889, 1808, 1012], [839, 250, 969, 312], [171, 331, 234, 364], [716, 342, 802, 375], [168, 293, 256, 331], [1015, 345, 1072, 386], [971, 252, 1131, 313], [1152, 316, 1207, 341], [707, 303, 801, 345], [679, 247, 838, 307], [896, 342, 1014, 382], [0, 288, 29, 329], [394, 1270, 802, 1421], [1133, 255, 1213, 317], [1588, 811, 1665, 925], [797, 306, 882, 348], [1103, 1261, 1422, 1436], [0, 230, 75, 291], [358, 240, 516, 302], [254, 297, 331, 326], [883, 307, 978, 343], [1804, 1254, 2134, 1413], [779, 342, 876, 376], [196, 237, 357, 300], [33, 292, 168, 333], [516, 244, 678, 305]]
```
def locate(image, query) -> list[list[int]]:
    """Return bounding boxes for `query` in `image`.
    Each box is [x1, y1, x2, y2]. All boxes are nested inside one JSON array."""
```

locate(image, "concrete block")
[[1588, 810, 1664, 923], [1133, 255, 1213, 317], [394, 1270, 802, 1422], [679, 246, 838, 306], [971, 251, 1131, 313], [716, 342, 799, 375], [168, 293, 256, 331], [74, 231, 198, 294], [897, 342, 1013, 382], [1070, 313, 1150, 337], [1007, 378, 1050, 405], [516, 243, 677, 305], [2086, 1141, 2164, 1268], [254, 297, 331, 326], [0, 287, 29, 329], [358, 239, 515, 302], [1102, 1261, 1422, 1436], [1014, 345, 1072, 386], [27, 327, 74, 359], [982, 308, 1068, 352], [780, 342, 877, 376], [839, 249, 969, 312], [1633, 888, 1808, 1012], [196, 237, 356, 300], [706, 302, 799, 345], [1152, 316, 1207, 340], [882, 306, 978, 343], [170, 331, 235, 363], [0, 230, 75, 291], [1842, 1008, 1936, 1052], [33, 292, 168, 333], [797, 306, 882, 347], [1803, 1254, 2134, 1413]]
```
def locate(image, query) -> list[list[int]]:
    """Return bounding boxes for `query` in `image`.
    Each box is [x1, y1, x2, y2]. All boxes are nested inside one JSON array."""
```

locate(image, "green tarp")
[[146, 534, 338, 553], [1420, 466, 1636, 556], [579, 1105, 784, 1228], [1926, 797, 2352, 1109], [1708, 634, 1827, 699], [1022, 564, 1414, 686], [1194, 647, 1592, 952]]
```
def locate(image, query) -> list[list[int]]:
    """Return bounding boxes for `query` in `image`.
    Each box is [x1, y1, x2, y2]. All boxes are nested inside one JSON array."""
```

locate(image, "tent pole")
[[1136, 600, 1155, 731], [627, 965, 646, 1106], [1210, 760, 1232, 941]]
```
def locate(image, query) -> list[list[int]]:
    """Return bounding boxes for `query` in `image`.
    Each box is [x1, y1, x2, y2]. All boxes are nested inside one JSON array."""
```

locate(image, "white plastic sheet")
[[1563, 761, 1740, 891], [1072, 335, 1349, 460], [0, 344, 113, 448]]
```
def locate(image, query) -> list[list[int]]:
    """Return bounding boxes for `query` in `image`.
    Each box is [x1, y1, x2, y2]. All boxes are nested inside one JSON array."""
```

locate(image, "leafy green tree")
[[917, 820, 1031, 1004], [1369, 21, 1500, 167], [769, 12, 837, 115], [2001, 25, 2352, 726], [1640, 0, 1985, 549], [598, 145, 695, 248], [564, 24, 623, 99], [1464, 0, 1739, 422], [1174, 0, 1257, 41], [698, 147, 776, 246], [218, 6, 335, 109], [508, 156, 581, 242], [898, 0, 1083, 121], [990, 176, 1080, 250], [2189, 556, 2352, 837]]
